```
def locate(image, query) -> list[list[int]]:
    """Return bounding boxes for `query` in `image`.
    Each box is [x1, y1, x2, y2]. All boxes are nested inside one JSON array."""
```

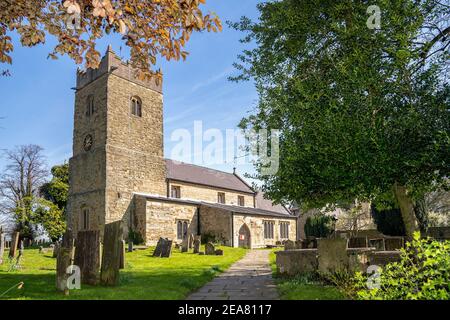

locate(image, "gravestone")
[[284, 240, 295, 250], [100, 221, 123, 286], [128, 241, 133, 253], [317, 238, 349, 273], [188, 234, 194, 249], [120, 240, 126, 269], [9, 232, 19, 259], [153, 238, 173, 258], [193, 236, 201, 254], [181, 238, 188, 253], [0, 229, 4, 265], [161, 240, 173, 258], [56, 230, 75, 293], [52, 242, 60, 258], [74, 230, 100, 285], [205, 242, 215, 255], [14, 240, 24, 268], [295, 240, 303, 249], [153, 238, 164, 257], [215, 249, 224, 256]]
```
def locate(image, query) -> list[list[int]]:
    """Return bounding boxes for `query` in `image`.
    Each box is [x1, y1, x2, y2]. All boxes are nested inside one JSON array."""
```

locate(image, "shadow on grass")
[[0, 266, 224, 300]]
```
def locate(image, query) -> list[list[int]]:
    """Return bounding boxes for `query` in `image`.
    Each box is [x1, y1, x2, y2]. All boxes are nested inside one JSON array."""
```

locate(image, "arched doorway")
[[238, 224, 251, 248]]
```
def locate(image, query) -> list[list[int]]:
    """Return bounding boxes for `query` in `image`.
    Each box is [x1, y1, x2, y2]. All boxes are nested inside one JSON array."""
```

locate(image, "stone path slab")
[[187, 250, 279, 300]]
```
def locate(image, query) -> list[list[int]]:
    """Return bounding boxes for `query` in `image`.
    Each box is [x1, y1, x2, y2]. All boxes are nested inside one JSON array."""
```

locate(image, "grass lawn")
[[0, 246, 247, 300], [268, 249, 346, 300]]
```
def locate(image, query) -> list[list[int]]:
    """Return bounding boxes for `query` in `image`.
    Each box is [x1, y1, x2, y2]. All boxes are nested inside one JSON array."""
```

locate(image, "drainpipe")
[[231, 212, 234, 247], [197, 207, 201, 236]]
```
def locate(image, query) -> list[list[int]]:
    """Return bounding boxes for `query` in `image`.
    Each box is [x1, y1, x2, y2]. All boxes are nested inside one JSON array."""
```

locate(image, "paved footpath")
[[187, 250, 279, 300]]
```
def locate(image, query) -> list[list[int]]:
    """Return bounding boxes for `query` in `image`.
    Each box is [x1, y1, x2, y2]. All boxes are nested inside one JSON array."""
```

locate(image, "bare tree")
[[0, 145, 48, 238]]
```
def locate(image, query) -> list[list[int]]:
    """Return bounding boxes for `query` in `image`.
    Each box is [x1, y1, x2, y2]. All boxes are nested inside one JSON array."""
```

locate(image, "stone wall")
[[143, 199, 198, 245], [168, 180, 254, 207], [233, 214, 297, 248], [199, 205, 233, 245], [67, 48, 166, 238]]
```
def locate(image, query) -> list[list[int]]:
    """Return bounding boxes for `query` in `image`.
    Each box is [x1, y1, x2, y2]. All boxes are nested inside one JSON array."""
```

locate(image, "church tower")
[[67, 46, 167, 236]]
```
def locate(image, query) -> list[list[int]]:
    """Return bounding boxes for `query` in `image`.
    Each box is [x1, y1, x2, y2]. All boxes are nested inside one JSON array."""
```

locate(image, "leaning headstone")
[[318, 238, 349, 273], [205, 242, 215, 255], [74, 230, 100, 285], [9, 232, 19, 259], [56, 231, 75, 294], [0, 229, 5, 265], [153, 238, 164, 257], [161, 239, 173, 258], [119, 240, 126, 269], [100, 221, 123, 286], [193, 236, 201, 254], [284, 240, 295, 250], [215, 249, 224, 256]]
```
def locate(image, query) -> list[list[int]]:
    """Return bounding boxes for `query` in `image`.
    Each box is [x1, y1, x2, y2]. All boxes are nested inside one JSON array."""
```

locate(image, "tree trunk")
[[393, 183, 419, 241]]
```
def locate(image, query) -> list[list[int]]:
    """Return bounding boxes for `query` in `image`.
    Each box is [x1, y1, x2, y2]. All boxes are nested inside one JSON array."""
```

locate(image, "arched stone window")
[[130, 96, 142, 117], [86, 95, 95, 117]]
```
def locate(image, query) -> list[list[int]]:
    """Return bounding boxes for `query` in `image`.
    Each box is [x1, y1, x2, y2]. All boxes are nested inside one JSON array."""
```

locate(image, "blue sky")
[[0, 0, 263, 180]]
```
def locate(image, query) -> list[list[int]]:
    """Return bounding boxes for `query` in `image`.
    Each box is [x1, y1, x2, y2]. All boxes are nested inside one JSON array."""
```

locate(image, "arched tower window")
[[130, 96, 142, 117], [81, 207, 90, 230], [86, 95, 95, 117]]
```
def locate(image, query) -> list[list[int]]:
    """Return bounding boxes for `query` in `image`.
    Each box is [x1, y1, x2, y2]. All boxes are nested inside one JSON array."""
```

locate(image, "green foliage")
[[0, 246, 247, 300], [231, 0, 449, 229], [39, 163, 69, 210], [304, 214, 335, 238], [355, 232, 450, 300], [33, 199, 66, 242], [35, 163, 69, 241], [371, 204, 406, 236]]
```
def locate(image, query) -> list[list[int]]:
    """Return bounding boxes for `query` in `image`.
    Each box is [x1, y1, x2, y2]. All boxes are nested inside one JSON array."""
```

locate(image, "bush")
[[128, 229, 144, 245], [355, 232, 450, 300], [370, 204, 405, 236], [304, 214, 335, 238]]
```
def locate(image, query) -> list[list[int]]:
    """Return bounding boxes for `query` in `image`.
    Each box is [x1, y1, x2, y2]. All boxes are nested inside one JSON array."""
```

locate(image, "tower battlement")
[[76, 45, 162, 93]]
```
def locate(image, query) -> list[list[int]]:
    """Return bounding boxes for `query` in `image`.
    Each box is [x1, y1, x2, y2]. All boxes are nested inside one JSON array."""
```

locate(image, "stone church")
[[66, 46, 297, 248]]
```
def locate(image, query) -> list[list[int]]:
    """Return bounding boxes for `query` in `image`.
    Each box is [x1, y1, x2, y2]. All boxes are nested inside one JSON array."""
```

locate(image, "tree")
[[231, 0, 450, 240], [0, 145, 48, 239], [34, 163, 69, 241], [0, 0, 222, 80]]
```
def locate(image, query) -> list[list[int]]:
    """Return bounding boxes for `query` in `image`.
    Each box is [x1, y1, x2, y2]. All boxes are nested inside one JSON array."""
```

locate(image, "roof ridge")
[[165, 158, 243, 177]]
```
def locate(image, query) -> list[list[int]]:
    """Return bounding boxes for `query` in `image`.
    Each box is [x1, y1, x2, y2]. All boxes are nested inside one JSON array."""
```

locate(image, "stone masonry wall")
[[233, 214, 297, 248], [105, 72, 167, 233], [168, 180, 254, 207], [199, 205, 233, 245], [144, 200, 198, 246]]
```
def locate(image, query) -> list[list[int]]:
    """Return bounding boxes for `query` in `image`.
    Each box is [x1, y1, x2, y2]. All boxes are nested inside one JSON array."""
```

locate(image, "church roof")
[[201, 202, 295, 218], [133, 193, 295, 218], [255, 192, 291, 215], [165, 159, 254, 194]]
